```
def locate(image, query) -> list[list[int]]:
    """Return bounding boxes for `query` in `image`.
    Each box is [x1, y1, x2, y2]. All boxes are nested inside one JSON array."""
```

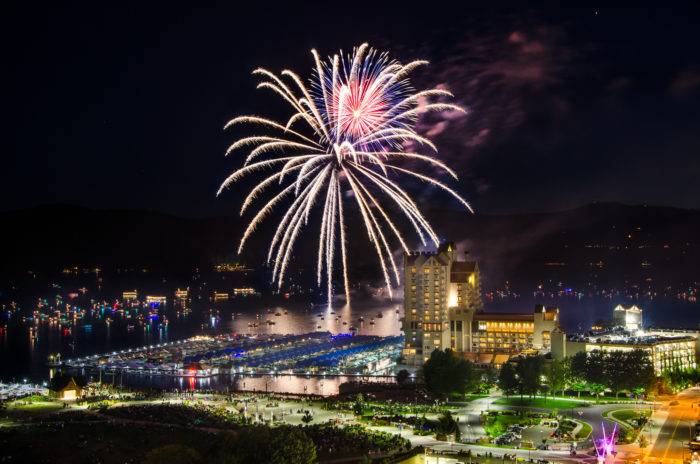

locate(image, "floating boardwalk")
[[60, 332, 403, 378]]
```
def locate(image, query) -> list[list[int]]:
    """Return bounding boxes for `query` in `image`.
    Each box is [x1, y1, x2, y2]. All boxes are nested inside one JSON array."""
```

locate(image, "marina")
[[58, 331, 403, 379]]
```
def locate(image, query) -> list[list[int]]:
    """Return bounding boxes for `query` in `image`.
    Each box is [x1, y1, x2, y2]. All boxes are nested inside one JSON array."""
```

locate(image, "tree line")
[[498, 349, 657, 400]]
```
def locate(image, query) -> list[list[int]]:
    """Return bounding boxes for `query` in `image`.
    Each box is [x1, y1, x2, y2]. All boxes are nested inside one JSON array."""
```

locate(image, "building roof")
[[49, 375, 86, 392], [567, 330, 696, 346], [404, 251, 451, 266]]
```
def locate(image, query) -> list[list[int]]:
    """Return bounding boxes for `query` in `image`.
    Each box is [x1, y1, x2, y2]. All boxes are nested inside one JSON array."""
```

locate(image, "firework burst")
[[218, 43, 472, 307]]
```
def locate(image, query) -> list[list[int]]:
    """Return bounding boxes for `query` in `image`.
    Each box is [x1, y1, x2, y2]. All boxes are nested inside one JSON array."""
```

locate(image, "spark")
[[218, 44, 472, 308]]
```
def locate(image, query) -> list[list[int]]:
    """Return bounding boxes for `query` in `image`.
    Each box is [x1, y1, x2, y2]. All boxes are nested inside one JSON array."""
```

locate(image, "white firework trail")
[[218, 44, 472, 308]]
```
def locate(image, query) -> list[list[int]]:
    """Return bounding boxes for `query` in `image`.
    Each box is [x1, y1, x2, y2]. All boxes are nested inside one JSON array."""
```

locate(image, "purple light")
[[595, 422, 617, 460]]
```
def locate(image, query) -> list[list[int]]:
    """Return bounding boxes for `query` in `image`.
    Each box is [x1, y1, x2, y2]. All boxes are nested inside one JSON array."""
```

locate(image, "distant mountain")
[[2, 202, 699, 293]]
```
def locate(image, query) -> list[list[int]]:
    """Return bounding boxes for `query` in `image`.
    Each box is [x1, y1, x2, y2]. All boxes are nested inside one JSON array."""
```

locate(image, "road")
[[642, 387, 700, 464]]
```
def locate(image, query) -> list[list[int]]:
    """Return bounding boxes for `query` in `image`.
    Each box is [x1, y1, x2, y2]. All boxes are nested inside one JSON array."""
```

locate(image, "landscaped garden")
[[493, 397, 586, 410]]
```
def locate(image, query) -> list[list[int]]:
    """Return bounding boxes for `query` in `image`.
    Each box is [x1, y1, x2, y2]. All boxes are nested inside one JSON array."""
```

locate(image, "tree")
[[498, 362, 518, 397], [396, 369, 410, 386], [423, 349, 476, 399], [589, 383, 606, 402], [216, 427, 316, 464], [301, 411, 313, 424], [352, 394, 364, 416], [605, 350, 628, 397], [516, 356, 544, 399], [624, 349, 656, 393], [571, 380, 587, 398], [269, 427, 317, 464], [144, 445, 202, 464], [435, 411, 461, 441], [571, 351, 587, 376], [585, 350, 607, 385], [548, 358, 571, 397]]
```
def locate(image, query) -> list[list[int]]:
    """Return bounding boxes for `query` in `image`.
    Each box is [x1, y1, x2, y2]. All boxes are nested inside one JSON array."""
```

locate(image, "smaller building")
[[552, 305, 700, 374], [145, 295, 167, 305], [613, 304, 643, 331], [122, 290, 138, 300], [213, 292, 229, 301], [175, 288, 188, 299], [551, 329, 697, 374], [49, 376, 86, 400], [465, 305, 559, 354], [233, 288, 256, 296]]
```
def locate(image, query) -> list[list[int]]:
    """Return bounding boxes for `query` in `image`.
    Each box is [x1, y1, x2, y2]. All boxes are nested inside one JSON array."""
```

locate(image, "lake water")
[[1, 293, 697, 394]]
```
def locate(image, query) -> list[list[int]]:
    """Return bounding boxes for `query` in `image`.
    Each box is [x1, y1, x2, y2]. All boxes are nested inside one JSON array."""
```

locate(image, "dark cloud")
[[669, 68, 700, 97]]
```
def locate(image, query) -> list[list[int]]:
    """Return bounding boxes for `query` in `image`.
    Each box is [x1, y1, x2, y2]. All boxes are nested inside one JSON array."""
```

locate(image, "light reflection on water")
[[1, 298, 403, 386], [91, 372, 392, 396]]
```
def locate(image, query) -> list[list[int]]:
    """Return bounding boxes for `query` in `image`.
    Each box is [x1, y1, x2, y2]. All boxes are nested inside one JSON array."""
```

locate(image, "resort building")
[[145, 295, 167, 305], [401, 242, 559, 366], [122, 290, 137, 300], [551, 329, 697, 374], [213, 292, 229, 302], [402, 242, 480, 366], [552, 305, 700, 374]]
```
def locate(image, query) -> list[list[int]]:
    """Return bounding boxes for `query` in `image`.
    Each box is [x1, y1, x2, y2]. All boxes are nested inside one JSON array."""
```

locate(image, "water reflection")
[[107, 371, 392, 396], [1, 297, 402, 383]]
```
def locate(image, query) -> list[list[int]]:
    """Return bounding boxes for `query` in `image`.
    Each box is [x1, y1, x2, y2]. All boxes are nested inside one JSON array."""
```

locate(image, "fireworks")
[[218, 43, 471, 306]]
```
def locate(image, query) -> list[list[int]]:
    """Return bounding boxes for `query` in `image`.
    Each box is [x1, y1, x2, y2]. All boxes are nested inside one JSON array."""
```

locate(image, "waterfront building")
[[401, 242, 559, 366], [613, 304, 643, 331], [402, 243, 478, 365], [467, 305, 559, 354], [551, 329, 696, 374], [233, 287, 256, 296], [175, 288, 188, 299], [145, 295, 167, 304], [213, 292, 229, 301], [122, 290, 137, 300], [552, 305, 700, 374]]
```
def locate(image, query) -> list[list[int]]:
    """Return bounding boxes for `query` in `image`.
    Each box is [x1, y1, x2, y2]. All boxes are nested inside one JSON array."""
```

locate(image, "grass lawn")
[[609, 409, 651, 423], [563, 394, 638, 403], [484, 413, 538, 437], [493, 397, 585, 410], [576, 421, 593, 439], [7, 400, 63, 415]]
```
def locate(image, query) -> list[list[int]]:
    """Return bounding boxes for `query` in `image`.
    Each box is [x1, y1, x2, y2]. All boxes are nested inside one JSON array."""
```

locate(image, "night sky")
[[5, 4, 700, 217]]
